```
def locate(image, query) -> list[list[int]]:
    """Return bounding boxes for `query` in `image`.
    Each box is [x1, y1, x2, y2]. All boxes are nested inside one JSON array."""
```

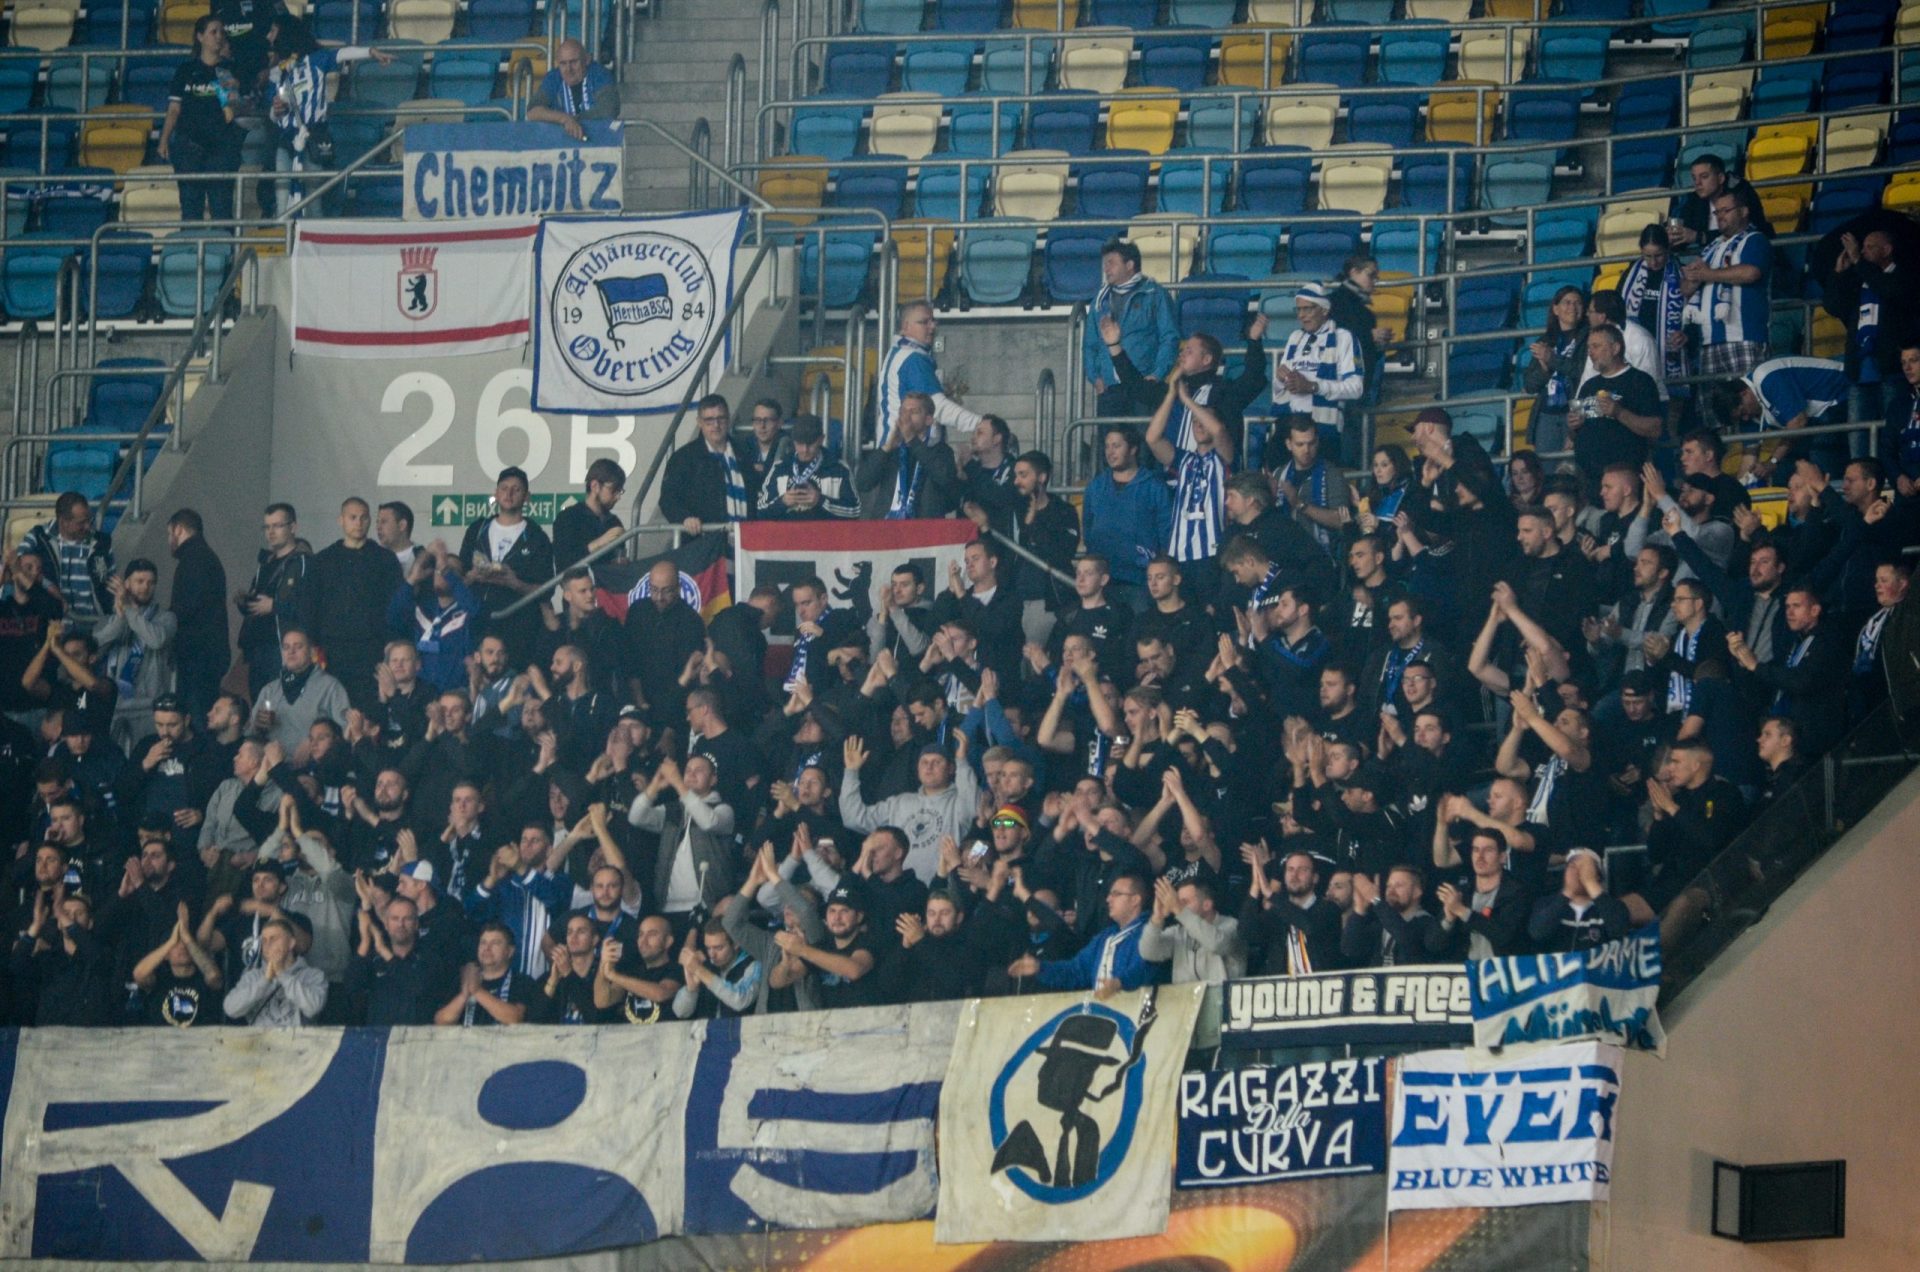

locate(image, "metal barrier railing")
[[493, 518, 689, 621]]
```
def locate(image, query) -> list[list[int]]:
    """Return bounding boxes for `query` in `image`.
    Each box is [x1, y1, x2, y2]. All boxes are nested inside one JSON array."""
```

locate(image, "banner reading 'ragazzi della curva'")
[[532, 211, 746, 415]]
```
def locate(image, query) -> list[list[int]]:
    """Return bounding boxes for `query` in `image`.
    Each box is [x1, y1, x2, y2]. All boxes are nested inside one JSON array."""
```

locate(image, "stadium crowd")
[[4, 200, 1919, 1029]]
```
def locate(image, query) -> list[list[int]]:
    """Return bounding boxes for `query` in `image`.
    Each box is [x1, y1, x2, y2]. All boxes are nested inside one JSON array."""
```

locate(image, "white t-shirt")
[[663, 824, 701, 913], [1620, 320, 1668, 402], [487, 519, 527, 563]]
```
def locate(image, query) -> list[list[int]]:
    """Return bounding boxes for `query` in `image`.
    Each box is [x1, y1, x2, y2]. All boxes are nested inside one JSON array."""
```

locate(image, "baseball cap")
[[151, 693, 185, 715], [251, 858, 290, 881], [826, 880, 867, 912], [990, 804, 1029, 830], [398, 860, 438, 890], [616, 704, 645, 722]]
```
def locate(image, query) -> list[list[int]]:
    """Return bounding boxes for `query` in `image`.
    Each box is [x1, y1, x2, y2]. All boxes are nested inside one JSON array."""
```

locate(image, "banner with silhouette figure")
[[934, 984, 1205, 1244], [732, 519, 979, 644]]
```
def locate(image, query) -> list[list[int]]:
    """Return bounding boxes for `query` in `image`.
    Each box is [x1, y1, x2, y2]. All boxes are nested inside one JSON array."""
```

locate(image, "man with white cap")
[[1277, 282, 1365, 440], [1527, 848, 1631, 952]]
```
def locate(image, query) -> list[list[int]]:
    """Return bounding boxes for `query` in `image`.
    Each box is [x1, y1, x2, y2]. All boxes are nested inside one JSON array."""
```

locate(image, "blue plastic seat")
[[1186, 97, 1260, 152], [1753, 64, 1819, 119], [957, 219, 1036, 304], [0, 63, 35, 116], [1532, 207, 1596, 263], [3, 232, 73, 319], [1298, 28, 1370, 90], [3, 113, 79, 173], [1326, 0, 1394, 19], [1399, 147, 1472, 214], [1610, 136, 1676, 194], [822, 44, 894, 97], [1157, 151, 1229, 216], [1040, 225, 1110, 303], [914, 165, 989, 219], [45, 423, 121, 503], [0, 170, 31, 238], [1891, 112, 1920, 166], [1234, 148, 1312, 215], [1178, 276, 1253, 349], [86, 0, 157, 45], [1899, 52, 1920, 107], [82, 358, 166, 431], [1089, 0, 1157, 25], [345, 173, 404, 217], [156, 231, 234, 319], [789, 106, 864, 161], [1686, 17, 1749, 69], [1167, 0, 1235, 22], [800, 229, 876, 307], [901, 40, 975, 95], [980, 42, 1051, 94], [1612, 81, 1677, 135], [1536, 27, 1609, 86], [1826, 0, 1894, 51], [946, 100, 1021, 156], [1370, 219, 1442, 275], [1446, 342, 1509, 394], [350, 57, 423, 110], [1824, 54, 1892, 111], [1286, 220, 1360, 277], [1506, 91, 1578, 148], [1347, 97, 1418, 148], [45, 58, 116, 114], [429, 44, 502, 107], [1137, 32, 1212, 94], [859, 0, 926, 34], [312, 0, 381, 44], [1378, 27, 1450, 88], [1452, 277, 1515, 335], [1074, 153, 1150, 218], [1026, 94, 1100, 155], [1205, 219, 1283, 279], [36, 169, 114, 238], [465, 0, 535, 40], [931, 0, 1003, 33], [1809, 176, 1884, 236], [830, 165, 908, 219], [121, 62, 177, 113]]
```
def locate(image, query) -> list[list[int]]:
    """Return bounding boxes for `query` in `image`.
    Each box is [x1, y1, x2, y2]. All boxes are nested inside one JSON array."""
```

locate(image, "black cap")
[[826, 880, 868, 912], [251, 858, 290, 880], [616, 704, 645, 722], [1619, 669, 1659, 697], [151, 693, 185, 714]]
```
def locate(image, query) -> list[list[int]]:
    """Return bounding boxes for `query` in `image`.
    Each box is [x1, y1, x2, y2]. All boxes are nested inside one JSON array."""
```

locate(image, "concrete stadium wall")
[[1604, 767, 1920, 1271]]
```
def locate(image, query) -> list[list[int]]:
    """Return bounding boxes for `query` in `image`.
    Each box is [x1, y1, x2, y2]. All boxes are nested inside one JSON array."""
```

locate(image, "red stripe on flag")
[[692, 557, 732, 622], [298, 224, 538, 246], [734, 519, 978, 553], [294, 321, 530, 346]]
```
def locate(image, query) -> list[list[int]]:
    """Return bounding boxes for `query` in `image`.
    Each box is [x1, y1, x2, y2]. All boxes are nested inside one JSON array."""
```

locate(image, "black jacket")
[[1340, 903, 1443, 967], [660, 437, 754, 527], [1752, 623, 1851, 755], [169, 531, 230, 670], [456, 516, 554, 616], [1819, 258, 1919, 381], [1528, 892, 1633, 952], [1431, 877, 1533, 959], [311, 540, 405, 653], [855, 439, 963, 520], [240, 548, 313, 664], [1242, 892, 1344, 975]]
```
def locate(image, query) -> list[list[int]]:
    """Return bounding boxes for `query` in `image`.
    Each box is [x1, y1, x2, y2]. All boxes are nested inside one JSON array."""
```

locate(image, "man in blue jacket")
[[1083, 239, 1180, 416], [1008, 870, 1164, 994], [1082, 423, 1173, 611]]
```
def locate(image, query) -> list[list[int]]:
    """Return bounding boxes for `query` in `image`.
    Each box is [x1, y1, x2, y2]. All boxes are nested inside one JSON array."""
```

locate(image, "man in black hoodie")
[[311, 498, 404, 711], [166, 508, 229, 719]]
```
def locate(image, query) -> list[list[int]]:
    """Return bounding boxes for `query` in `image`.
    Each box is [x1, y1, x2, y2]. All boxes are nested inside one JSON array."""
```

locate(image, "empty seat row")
[[1, 229, 229, 318]]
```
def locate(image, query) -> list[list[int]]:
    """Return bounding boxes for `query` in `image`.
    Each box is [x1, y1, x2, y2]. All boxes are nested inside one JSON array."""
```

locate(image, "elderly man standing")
[[527, 39, 618, 141], [875, 301, 982, 450]]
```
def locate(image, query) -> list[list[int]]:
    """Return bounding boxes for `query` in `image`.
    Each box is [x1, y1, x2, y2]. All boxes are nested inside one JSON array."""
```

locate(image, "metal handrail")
[[626, 238, 781, 526], [628, 117, 773, 210], [688, 118, 714, 208], [493, 518, 689, 620], [725, 53, 750, 171], [1034, 367, 1057, 459], [275, 126, 407, 222]]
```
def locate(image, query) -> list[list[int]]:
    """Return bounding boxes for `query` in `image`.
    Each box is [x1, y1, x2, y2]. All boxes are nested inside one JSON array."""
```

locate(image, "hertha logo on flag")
[[595, 273, 672, 346], [397, 245, 438, 320]]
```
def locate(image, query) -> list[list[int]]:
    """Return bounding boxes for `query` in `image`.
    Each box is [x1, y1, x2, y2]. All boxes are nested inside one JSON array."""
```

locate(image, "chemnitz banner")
[[934, 985, 1204, 1245], [1470, 923, 1667, 1055], [403, 121, 623, 222], [1221, 965, 1473, 1049], [0, 1007, 953, 1263], [1387, 1041, 1624, 1212], [532, 210, 746, 415], [1176, 1058, 1387, 1189]]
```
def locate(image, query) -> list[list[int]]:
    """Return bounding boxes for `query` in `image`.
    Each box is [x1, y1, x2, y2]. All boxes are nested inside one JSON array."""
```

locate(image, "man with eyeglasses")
[[739, 399, 792, 505], [1683, 188, 1773, 379], [527, 38, 619, 143], [1007, 870, 1163, 995], [552, 458, 627, 572], [235, 502, 313, 696]]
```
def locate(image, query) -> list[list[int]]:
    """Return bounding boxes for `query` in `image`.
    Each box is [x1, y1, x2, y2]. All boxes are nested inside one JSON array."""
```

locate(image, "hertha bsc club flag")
[[291, 219, 536, 358]]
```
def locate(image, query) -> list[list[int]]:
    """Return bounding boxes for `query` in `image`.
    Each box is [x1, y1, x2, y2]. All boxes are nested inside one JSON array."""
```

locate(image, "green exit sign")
[[427, 493, 579, 527]]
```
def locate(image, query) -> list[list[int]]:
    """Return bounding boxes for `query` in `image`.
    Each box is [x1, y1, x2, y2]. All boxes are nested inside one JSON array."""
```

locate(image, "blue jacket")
[[1083, 467, 1174, 585], [1082, 278, 1180, 386], [1036, 916, 1164, 991]]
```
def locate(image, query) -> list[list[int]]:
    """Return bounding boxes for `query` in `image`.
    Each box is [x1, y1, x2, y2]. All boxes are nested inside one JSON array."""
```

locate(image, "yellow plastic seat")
[[1372, 279, 1413, 344], [1057, 29, 1134, 93], [157, 0, 201, 44], [1481, 0, 1547, 15], [1405, 0, 1473, 18], [1686, 82, 1746, 126], [1218, 30, 1292, 89], [1127, 213, 1198, 285], [1318, 146, 1392, 216], [1900, 2, 1920, 43], [507, 45, 548, 83], [803, 343, 879, 422], [1263, 89, 1338, 150], [1596, 196, 1668, 257], [757, 160, 830, 225], [1810, 311, 1847, 358], [1759, 186, 1808, 232], [1591, 262, 1627, 295], [890, 220, 954, 302], [993, 149, 1069, 219], [9, 7, 75, 49], [1010, 0, 1078, 30], [1824, 114, 1886, 172], [1458, 31, 1533, 86], [120, 164, 183, 227], [1104, 90, 1178, 156], [1884, 172, 1920, 215], [388, 0, 456, 43], [1762, 5, 1823, 58], [1747, 129, 1814, 179], [868, 93, 942, 163], [79, 105, 153, 174], [1427, 83, 1500, 145]]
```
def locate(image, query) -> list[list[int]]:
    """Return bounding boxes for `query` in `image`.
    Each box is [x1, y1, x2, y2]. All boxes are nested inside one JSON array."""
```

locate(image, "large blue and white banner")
[[1387, 1041, 1623, 1211], [1176, 1059, 1387, 1189], [403, 122, 623, 222], [532, 210, 747, 415], [1470, 924, 1667, 1055], [0, 1007, 953, 1263]]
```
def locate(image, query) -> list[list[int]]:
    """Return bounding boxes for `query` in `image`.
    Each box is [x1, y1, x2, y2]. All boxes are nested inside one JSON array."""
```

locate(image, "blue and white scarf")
[[887, 450, 925, 519], [717, 446, 750, 521], [1621, 255, 1687, 385]]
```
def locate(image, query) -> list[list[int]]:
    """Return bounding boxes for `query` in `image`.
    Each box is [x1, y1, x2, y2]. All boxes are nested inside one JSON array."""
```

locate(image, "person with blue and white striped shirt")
[[1145, 350, 1243, 603], [1682, 189, 1772, 378], [1276, 283, 1365, 434], [754, 414, 859, 520], [266, 17, 393, 218], [1710, 355, 1849, 477], [465, 823, 575, 980], [875, 301, 981, 450]]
